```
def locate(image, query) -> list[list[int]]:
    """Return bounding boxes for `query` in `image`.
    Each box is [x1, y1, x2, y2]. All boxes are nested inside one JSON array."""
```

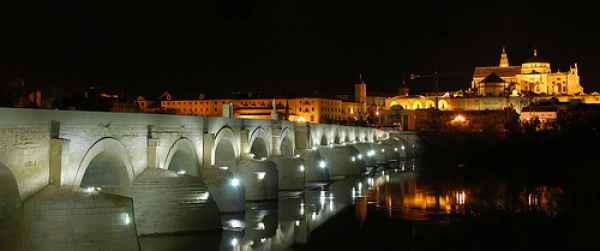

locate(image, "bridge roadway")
[[0, 107, 419, 251]]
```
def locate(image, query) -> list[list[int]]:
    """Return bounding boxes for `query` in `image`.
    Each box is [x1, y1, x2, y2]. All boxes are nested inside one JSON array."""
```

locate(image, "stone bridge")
[[0, 108, 419, 250]]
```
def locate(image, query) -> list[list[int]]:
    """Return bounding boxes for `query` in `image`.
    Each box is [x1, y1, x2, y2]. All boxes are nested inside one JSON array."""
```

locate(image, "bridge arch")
[[343, 128, 351, 142], [212, 126, 240, 167], [0, 162, 20, 250], [334, 131, 342, 144], [75, 137, 134, 188], [280, 127, 294, 157], [249, 127, 270, 159], [320, 133, 329, 146], [164, 137, 201, 176]]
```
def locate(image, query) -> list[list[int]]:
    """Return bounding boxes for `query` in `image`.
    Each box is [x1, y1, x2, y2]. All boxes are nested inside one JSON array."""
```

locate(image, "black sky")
[[2, 0, 600, 98]]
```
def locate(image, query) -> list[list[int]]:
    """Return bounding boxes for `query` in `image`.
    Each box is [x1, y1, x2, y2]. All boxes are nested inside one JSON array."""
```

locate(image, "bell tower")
[[499, 47, 509, 67], [354, 73, 367, 104]]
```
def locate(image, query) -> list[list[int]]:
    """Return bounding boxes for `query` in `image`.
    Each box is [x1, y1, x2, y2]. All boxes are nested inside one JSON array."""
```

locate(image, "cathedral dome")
[[522, 49, 551, 74], [524, 49, 548, 63]]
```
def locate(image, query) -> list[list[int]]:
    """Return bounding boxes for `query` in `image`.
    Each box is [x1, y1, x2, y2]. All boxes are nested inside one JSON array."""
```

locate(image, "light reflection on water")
[[368, 161, 563, 221], [139, 158, 564, 251]]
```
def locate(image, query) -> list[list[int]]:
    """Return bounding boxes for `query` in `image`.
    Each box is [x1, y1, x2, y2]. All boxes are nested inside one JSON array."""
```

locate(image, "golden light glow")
[[456, 191, 466, 205], [369, 175, 562, 220], [288, 115, 308, 123], [451, 114, 466, 124]]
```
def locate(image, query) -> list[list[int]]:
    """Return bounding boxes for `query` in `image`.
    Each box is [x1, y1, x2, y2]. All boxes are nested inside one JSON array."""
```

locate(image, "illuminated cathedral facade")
[[471, 48, 584, 96]]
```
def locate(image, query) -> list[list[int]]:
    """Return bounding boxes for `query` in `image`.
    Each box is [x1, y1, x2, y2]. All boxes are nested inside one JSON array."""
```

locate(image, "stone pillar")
[[49, 138, 69, 186], [147, 138, 160, 169], [222, 103, 234, 118], [271, 123, 282, 156], [49, 120, 69, 187], [294, 124, 311, 150], [202, 133, 215, 167], [239, 128, 250, 159]]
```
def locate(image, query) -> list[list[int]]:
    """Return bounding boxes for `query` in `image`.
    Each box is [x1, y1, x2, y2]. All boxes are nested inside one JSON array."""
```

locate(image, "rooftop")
[[473, 66, 521, 79]]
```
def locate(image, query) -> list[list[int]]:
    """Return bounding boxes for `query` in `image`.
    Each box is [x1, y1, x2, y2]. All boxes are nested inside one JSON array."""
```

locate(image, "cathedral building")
[[472, 48, 584, 96]]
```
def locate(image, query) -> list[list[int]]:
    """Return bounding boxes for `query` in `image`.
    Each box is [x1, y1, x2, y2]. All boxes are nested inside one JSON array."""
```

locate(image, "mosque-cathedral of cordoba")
[[385, 47, 600, 114]]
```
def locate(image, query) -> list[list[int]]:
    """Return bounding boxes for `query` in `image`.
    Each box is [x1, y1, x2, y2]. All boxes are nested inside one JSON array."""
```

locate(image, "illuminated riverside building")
[[384, 48, 599, 114], [136, 48, 600, 129], [137, 91, 365, 124], [472, 48, 583, 96]]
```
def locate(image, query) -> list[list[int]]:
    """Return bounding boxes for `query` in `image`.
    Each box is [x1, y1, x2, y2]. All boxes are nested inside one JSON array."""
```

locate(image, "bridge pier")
[[201, 168, 245, 213], [49, 138, 69, 186], [21, 187, 139, 251], [235, 159, 279, 201], [130, 168, 221, 235], [318, 145, 361, 178], [298, 149, 329, 184], [351, 143, 378, 168], [270, 156, 305, 190]]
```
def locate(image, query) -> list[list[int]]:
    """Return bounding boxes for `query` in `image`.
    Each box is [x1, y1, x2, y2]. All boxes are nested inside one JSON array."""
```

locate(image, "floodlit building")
[[137, 92, 365, 124], [472, 47, 584, 96]]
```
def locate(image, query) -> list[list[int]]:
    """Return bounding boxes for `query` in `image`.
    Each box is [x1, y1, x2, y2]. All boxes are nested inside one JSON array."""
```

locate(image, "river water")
[[139, 158, 565, 251]]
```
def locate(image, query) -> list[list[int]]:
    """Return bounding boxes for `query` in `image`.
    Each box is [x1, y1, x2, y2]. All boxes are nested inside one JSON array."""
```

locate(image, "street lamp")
[[230, 178, 240, 187]]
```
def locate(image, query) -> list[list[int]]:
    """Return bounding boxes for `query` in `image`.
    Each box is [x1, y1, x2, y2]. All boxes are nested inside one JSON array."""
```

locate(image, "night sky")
[[2, 0, 600, 98]]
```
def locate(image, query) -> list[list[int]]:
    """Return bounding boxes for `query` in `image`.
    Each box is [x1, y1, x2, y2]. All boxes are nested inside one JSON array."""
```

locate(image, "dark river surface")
[[140, 158, 566, 251]]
